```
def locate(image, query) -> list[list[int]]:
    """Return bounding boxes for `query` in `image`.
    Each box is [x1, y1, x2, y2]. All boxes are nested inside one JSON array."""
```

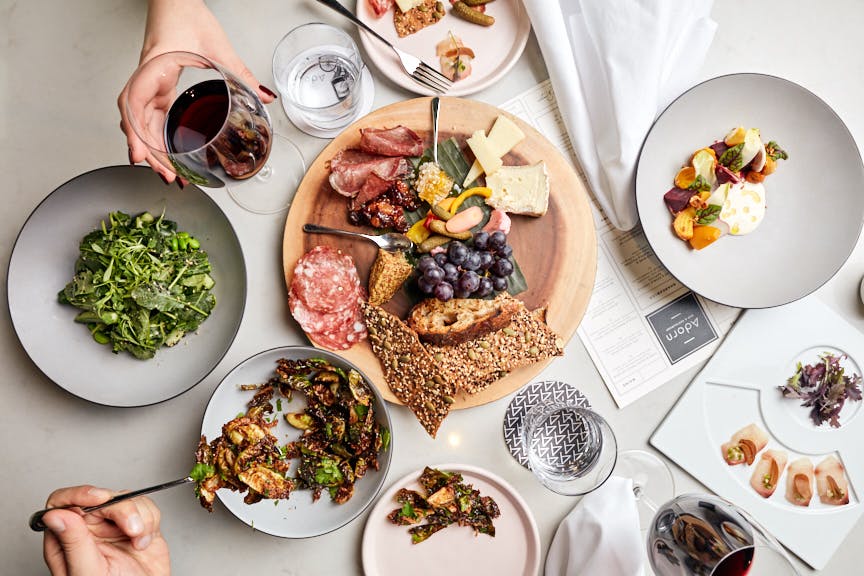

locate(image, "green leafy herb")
[[766, 141, 789, 161], [58, 211, 215, 359], [401, 501, 416, 519], [719, 143, 745, 172], [688, 175, 712, 193], [695, 204, 722, 225], [189, 462, 215, 482]]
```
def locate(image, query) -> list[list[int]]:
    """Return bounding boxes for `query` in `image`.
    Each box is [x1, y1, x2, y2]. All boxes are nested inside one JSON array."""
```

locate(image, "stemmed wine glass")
[[647, 494, 800, 575], [124, 51, 306, 214]]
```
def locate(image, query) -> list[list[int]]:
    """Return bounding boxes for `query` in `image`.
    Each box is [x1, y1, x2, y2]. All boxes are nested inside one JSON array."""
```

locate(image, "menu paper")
[[499, 80, 740, 407]]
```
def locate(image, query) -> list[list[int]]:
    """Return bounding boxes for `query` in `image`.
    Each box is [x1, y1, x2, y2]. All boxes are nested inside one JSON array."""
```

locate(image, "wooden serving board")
[[282, 97, 596, 409]]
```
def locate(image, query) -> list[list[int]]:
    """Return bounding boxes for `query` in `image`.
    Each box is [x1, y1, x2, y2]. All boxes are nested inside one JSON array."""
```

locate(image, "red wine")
[[166, 79, 270, 180], [166, 79, 229, 153], [712, 547, 755, 576]]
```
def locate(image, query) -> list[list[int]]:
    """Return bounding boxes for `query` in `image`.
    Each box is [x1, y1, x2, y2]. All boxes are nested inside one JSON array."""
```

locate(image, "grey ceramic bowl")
[[7, 165, 246, 406], [199, 345, 393, 538], [636, 73, 864, 308]]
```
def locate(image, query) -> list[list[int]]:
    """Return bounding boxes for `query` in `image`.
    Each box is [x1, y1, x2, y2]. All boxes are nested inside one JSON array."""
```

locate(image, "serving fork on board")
[[315, 0, 453, 94]]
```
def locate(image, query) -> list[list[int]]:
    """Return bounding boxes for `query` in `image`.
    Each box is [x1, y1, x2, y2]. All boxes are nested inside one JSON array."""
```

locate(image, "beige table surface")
[[3, 1, 864, 574]]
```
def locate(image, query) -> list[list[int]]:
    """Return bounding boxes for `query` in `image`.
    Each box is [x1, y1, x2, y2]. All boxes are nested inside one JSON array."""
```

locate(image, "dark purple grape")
[[462, 251, 482, 271], [417, 276, 437, 294], [424, 266, 444, 283], [491, 258, 514, 278], [442, 263, 459, 283], [477, 251, 494, 270], [491, 276, 508, 292], [454, 289, 472, 299], [496, 244, 513, 259], [457, 270, 481, 294], [472, 231, 490, 250], [433, 252, 448, 266], [447, 241, 468, 266], [488, 231, 506, 250], [434, 282, 454, 301], [476, 277, 493, 297], [417, 255, 437, 272]]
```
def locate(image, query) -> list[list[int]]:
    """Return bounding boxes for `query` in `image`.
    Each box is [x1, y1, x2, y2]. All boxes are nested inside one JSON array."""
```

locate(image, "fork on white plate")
[[315, 0, 453, 94]]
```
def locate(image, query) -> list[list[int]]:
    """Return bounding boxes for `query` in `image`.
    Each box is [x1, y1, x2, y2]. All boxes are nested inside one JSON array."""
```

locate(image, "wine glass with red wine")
[[125, 51, 305, 214], [647, 494, 800, 575]]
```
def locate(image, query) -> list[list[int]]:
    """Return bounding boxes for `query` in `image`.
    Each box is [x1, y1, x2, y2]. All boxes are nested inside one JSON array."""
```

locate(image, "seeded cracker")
[[362, 303, 456, 437], [425, 303, 564, 395]]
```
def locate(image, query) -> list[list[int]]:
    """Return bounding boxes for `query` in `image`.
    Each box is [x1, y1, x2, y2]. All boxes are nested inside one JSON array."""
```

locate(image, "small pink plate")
[[355, 0, 530, 97], [362, 463, 541, 576]]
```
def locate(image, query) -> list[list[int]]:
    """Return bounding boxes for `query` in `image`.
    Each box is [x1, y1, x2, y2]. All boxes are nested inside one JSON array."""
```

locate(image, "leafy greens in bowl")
[[59, 211, 216, 359]]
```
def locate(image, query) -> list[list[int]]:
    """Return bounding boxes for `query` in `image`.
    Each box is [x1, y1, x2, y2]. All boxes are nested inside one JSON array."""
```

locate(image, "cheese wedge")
[[463, 115, 525, 186], [395, 0, 423, 12], [485, 162, 549, 216], [466, 130, 503, 178]]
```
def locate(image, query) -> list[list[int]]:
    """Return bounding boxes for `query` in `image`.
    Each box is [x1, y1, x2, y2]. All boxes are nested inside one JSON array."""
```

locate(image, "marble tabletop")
[[2, 1, 863, 574]]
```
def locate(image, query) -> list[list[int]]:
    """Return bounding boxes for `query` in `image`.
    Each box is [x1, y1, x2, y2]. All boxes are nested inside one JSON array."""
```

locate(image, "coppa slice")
[[360, 126, 424, 157], [785, 458, 815, 507], [720, 423, 769, 465], [328, 150, 410, 197], [750, 449, 787, 498]]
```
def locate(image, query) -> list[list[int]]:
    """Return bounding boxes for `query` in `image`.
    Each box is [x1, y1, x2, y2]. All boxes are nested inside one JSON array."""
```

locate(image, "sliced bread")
[[407, 293, 521, 346]]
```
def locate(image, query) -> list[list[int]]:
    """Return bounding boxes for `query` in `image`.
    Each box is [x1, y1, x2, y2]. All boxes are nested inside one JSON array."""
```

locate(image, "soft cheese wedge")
[[720, 181, 766, 235], [466, 130, 503, 178], [463, 115, 525, 186], [485, 162, 550, 216]]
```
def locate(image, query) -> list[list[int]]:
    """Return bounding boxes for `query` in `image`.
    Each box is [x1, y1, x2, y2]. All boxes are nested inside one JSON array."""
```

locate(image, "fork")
[[315, 0, 452, 94]]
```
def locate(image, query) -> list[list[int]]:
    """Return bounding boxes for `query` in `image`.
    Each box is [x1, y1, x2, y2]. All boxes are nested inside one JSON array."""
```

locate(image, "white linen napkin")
[[545, 476, 643, 576], [523, 0, 717, 231]]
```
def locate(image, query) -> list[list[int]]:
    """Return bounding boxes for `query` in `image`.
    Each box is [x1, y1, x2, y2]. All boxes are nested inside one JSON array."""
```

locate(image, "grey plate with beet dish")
[[636, 73, 864, 308], [200, 346, 393, 538], [7, 165, 246, 407]]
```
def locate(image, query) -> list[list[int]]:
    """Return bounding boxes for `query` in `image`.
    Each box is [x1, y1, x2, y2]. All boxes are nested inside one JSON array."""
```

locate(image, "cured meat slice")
[[307, 296, 368, 351], [328, 150, 409, 197], [354, 172, 394, 205], [367, 0, 393, 18], [289, 288, 331, 335], [290, 246, 360, 313], [360, 126, 424, 157]]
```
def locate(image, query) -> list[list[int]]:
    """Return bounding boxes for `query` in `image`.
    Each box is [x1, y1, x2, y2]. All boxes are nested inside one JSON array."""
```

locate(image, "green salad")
[[58, 211, 215, 359]]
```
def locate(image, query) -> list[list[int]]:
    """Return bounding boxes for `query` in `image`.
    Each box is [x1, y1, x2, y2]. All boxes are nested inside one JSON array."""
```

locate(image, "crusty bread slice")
[[424, 302, 563, 395], [407, 293, 521, 346]]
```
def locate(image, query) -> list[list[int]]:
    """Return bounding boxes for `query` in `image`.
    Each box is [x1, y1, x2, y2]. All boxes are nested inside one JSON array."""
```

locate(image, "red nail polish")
[[158, 173, 170, 185], [177, 179, 185, 190], [259, 85, 278, 99], [128, 148, 135, 165]]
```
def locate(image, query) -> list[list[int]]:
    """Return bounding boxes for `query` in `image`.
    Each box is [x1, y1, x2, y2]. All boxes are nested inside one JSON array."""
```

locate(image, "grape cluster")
[[416, 231, 515, 301]]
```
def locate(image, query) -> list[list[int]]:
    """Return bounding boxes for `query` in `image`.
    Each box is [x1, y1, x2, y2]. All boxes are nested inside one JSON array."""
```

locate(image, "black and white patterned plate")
[[503, 380, 591, 468]]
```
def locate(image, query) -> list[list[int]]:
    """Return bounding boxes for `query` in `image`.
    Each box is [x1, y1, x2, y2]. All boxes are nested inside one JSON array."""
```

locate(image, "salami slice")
[[290, 246, 360, 313], [307, 298, 368, 351]]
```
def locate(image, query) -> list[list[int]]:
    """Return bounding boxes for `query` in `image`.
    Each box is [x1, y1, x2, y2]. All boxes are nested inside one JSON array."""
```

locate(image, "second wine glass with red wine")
[[647, 493, 800, 575], [125, 51, 305, 214]]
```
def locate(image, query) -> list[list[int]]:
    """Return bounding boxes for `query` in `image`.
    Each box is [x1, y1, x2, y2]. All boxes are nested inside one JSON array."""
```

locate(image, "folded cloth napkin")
[[523, 0, 717, 231], [545, 476, 643, 576]]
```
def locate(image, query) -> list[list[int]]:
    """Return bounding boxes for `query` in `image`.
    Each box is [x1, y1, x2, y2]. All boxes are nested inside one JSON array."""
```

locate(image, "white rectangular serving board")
[[651, 296, 864, 569]]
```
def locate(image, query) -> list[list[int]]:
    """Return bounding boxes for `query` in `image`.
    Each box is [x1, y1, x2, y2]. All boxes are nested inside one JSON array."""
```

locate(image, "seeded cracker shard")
[[426, 300, 564, 395], [362, 303, 455, 438]]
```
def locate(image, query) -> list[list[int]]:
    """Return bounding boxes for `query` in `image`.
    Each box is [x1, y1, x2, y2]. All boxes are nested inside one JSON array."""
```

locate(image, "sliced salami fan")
[[290, 245, 360, 313], [289, 246, 367, 351]]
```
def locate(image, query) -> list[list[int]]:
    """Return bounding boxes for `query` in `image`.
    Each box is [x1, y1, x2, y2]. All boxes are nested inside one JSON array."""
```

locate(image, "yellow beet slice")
[[689, 226, 721, 250], [724, 126, 746, 146], [673, 207, 696, 241], [674, 166, 697, 189]]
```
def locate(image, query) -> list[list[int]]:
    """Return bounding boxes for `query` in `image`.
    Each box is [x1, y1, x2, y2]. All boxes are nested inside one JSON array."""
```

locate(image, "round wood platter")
[[283, 97, 596, 409]]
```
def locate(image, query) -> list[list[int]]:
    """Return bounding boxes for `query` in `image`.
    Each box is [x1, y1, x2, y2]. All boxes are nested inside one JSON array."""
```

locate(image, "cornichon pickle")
[[417, 234, 452, 253], [452, 1, 495, 26], [464, 0, 494, 5]]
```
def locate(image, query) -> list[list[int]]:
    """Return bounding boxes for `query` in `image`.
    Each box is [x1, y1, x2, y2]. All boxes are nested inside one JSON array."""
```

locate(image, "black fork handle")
[[315, 0, 393, 48]]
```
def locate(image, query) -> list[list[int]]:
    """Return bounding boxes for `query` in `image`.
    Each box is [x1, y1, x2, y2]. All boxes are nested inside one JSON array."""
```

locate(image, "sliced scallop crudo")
[[721, 423, 768, 465], [785, 458, 815, 507], [815, 455, 850, 505], [750, 449, 788, 497]]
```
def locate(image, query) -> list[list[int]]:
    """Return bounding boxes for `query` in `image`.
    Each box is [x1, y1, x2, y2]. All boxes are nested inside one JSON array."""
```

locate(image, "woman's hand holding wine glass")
[[118, 0, 276, 186]]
